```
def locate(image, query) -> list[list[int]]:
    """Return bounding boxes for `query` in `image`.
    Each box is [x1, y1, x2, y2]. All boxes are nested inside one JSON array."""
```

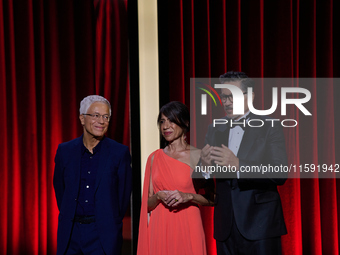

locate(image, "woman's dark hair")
[[157, 101, 189, 148]]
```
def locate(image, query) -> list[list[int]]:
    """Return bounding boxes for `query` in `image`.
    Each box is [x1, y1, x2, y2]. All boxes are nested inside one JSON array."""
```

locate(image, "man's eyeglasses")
[[220, 91, 247, 102], [83, 113, 110, 122]]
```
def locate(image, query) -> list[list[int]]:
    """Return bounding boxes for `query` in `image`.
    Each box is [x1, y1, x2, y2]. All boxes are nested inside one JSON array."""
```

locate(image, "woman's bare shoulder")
[[188, 145, 201, 167], [189, 145, 201, 154]]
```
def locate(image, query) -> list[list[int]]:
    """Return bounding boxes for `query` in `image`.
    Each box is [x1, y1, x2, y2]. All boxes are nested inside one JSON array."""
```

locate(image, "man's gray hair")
[[79, 95, 111, 116]]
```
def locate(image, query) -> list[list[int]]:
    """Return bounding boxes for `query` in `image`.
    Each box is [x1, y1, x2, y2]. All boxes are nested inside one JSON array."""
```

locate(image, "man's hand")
[[211, 144, 239, 169], [200, 144, 214, 166]]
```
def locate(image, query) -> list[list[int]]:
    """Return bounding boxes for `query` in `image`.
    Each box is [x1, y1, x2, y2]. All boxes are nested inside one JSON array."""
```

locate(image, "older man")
[[53, 95, 132, 255]]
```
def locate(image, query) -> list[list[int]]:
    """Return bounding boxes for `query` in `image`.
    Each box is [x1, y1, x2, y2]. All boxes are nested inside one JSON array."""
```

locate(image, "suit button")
[[75, 198, 77, 201]]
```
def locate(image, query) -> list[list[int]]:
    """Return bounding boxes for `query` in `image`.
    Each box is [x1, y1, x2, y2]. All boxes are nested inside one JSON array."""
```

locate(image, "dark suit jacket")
[[205, 114, 287, 241], [53, 135, 132, 255]]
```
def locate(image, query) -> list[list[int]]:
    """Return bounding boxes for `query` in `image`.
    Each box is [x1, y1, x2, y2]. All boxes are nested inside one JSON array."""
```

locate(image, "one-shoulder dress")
[[137, 149, 207, 255]]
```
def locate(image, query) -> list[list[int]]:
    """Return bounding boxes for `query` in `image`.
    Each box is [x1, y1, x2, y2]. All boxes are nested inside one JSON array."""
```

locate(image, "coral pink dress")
[[137, 149, 207, 255]]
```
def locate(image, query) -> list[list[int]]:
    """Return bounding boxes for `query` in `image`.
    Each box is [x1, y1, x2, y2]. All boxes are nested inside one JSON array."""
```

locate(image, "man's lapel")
[[94, 137, 111, 190], [237, 113, 260, 159], [214, 116, 230, 147], [70, 136, 83, 188]]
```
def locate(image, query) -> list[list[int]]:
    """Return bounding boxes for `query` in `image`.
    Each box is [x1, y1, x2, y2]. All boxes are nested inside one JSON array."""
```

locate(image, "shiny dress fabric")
[[137, 149, 207, 255]]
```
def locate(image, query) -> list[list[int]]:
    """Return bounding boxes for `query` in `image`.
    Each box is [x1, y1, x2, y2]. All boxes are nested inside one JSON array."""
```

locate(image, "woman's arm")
[[165, 190, 214, 207], [147, 163, 170, 212], [147, 191, 168, 212]]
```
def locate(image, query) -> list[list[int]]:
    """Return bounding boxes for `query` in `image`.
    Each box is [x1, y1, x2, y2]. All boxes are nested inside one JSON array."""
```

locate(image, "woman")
[[137, 101, 213, 255]]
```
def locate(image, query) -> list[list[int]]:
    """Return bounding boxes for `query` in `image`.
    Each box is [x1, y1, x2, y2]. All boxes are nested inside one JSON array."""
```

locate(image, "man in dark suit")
[[200, 72, 287, 254], [53, 95, 132, 255]]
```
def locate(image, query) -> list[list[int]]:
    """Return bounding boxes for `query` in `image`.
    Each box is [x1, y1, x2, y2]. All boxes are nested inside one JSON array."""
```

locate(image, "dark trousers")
[[216, 218, 282, 255], [65, 221, 105, 255]]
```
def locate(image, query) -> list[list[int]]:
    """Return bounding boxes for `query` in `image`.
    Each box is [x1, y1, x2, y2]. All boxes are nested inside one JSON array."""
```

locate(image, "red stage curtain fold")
[[158, 0, 340, 254]]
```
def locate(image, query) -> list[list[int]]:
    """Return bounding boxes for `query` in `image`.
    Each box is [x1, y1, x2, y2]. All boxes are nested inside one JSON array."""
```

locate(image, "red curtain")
[[0, 0, 129, 254], [158, 0, 340, 254]]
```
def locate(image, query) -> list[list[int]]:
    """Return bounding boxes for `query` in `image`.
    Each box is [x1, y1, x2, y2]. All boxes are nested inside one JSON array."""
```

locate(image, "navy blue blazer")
[[204, 114, 288, 241], [53, 135, 132, 255]]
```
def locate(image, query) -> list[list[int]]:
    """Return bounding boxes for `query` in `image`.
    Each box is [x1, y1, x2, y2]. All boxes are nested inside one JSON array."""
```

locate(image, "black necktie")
[[230, 118, 246, 130]]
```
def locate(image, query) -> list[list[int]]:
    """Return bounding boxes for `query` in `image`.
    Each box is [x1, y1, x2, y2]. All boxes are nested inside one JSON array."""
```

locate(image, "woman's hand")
[[148, 190, 170, 212], [165, 190, 193, 207], [156, 190, 170, 203]]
